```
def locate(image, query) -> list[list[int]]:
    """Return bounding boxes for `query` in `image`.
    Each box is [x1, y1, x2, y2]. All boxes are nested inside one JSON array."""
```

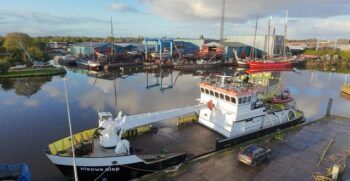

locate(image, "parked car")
[[238, 144, 271, 167]]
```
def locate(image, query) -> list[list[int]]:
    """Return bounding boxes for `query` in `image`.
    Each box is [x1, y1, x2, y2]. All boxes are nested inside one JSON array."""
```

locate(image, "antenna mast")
[[220, 0, 226, 46]]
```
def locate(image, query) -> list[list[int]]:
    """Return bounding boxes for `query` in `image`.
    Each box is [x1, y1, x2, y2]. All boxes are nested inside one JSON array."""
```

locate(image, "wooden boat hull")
[[247, 61, 293, 69]]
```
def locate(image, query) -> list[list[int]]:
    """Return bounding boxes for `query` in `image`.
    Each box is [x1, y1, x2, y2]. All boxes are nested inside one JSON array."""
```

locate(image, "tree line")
[[0, 32, 144, 71]]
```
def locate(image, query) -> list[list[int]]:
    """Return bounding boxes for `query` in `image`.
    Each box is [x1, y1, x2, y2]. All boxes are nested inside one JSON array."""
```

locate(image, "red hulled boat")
[[247, 59, 293, 69]]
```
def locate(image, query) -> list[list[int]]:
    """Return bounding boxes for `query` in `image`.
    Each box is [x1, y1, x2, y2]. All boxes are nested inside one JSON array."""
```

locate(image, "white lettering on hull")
[[80, 167, 120, 172]]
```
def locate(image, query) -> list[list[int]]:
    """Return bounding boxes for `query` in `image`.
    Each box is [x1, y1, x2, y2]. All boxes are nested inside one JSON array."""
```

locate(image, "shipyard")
[[1, 1, 350, 181]]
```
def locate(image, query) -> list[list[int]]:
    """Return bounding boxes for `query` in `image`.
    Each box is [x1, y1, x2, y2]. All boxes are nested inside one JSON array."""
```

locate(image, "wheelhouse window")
[[205, 89, 209, 94], [201, 88, 205, 93], [210, 90, 214, 96], [247, 96, 251, 102], [215, 92, 219, 98], [220, 93, 224, 99], [225, 95, 230, 102], [239, 97, 242, 104], [243, 97, 247, 103], [231, 97, 236, 104]]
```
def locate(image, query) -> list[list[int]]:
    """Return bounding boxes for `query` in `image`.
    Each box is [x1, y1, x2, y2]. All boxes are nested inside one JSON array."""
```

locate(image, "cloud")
[[0, 11, 108, 25], [107, 3, 139, 13], [0, 10, 110, 36], [23, 99, 40, 107], [2, 99, 17, 106], [140, 0, 350, 22], [43, 86, 61, 98], [87, 78, 115, 94]]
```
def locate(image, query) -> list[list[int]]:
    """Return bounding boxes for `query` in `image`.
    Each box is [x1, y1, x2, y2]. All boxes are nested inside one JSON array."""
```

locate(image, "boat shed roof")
[[223, 42, 248, 48], [205, 42, 222, 47], [73, 42, 110, 48]]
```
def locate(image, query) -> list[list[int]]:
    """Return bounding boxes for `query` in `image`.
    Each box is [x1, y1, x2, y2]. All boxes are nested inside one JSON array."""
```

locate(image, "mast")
[[63, 79, 79, 181], [283, 10, 288, 57], [220, 0, 226, 46], [251, 15, 259, 59], [267, 17, 272, 59], [110, 17, 114, 56], [272, 27, 276, 56]]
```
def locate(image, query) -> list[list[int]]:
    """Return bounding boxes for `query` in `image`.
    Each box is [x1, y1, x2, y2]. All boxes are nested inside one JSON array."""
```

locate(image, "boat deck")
[[71, 118, 224, 158], [128, 118, 224, 156]]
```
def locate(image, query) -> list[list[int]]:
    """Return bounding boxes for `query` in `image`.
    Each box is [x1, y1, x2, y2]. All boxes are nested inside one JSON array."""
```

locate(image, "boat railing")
[[48, 128, 97, 155]]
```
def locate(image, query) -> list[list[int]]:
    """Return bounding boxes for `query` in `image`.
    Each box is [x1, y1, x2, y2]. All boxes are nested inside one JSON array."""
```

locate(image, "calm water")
[[0, 67, 349, 180]]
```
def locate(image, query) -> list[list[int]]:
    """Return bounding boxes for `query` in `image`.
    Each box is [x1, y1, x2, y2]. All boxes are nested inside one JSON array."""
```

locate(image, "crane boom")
[[116, 104, 206, 130]]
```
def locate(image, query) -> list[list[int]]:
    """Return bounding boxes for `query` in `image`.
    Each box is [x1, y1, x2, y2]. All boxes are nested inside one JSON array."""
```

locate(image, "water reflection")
[[0, 67, 350, 181], [0, 76, 56, 97]]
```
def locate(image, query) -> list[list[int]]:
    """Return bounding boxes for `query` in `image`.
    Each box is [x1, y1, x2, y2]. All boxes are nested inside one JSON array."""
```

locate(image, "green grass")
[[0, 67, 66, 78], [304, 49, 350, 61]]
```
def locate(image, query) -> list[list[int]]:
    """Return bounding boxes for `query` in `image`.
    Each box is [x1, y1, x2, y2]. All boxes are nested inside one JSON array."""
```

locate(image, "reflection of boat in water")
[[341, 84, 350, 95], [268, 90, 294, 104], [341, 91, 350, 101], [76, 59, 101, 69], [173, 59, 221, 70], [245, 67, 294, 74], [0, 163, 32, 181], [45, 75, 303, 180]]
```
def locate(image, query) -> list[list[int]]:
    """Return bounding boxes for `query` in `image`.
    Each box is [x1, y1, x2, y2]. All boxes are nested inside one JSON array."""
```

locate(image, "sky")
[[1, 0, 350, 39]]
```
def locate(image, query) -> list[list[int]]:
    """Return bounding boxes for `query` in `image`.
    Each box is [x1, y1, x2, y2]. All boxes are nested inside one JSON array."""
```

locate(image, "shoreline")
[[0, 67, 66, 78]]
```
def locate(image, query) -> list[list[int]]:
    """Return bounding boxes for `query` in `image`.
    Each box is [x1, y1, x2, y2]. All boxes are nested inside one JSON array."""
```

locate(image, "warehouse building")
[[225, 35, 285, 57]]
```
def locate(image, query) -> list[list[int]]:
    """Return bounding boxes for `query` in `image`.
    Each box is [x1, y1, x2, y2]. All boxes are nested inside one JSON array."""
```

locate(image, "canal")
[[0, 68, 349, 180]]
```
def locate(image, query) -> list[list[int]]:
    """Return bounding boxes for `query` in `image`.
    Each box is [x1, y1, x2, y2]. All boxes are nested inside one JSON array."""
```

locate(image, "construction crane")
[[18, 41, 34, 64]]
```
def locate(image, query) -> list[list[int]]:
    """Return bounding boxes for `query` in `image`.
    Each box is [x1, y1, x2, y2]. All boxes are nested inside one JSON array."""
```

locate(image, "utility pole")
[[110, 17, 114, 56], [283, 10, 288, 57]]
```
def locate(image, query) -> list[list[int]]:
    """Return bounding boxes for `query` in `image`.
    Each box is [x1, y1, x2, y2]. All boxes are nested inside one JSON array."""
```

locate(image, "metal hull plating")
[[216, 115, 304, 150], [48, 153, 187, 181]]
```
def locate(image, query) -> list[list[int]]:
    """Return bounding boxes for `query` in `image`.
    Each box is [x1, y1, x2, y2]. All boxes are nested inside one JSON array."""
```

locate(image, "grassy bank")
[[0, 67, 66, 78], [304, 49, 350, 60]]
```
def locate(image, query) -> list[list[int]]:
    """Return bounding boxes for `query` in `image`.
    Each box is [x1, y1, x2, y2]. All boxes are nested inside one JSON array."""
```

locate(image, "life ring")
[[207, 100, 215, 110]]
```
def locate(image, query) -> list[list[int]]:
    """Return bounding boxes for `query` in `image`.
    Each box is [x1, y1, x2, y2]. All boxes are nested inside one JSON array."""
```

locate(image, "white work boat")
[[45, 75, 304, 180]]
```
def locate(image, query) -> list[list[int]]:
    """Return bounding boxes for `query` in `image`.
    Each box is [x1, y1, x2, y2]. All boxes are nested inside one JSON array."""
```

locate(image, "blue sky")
[[1, 0, 350, 39]]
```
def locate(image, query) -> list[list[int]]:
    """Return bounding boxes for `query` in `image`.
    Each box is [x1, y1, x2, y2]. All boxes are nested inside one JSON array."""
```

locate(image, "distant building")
[[223, 42, 264, 59], [173, 38, 205, 49], [336, 39, 350, 51], [47, 42, 68, 49], [225, 35, 285, 56], [69, 42, 141, 55], [286, 42, 307, 55], [70, 42, 110, 55]]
